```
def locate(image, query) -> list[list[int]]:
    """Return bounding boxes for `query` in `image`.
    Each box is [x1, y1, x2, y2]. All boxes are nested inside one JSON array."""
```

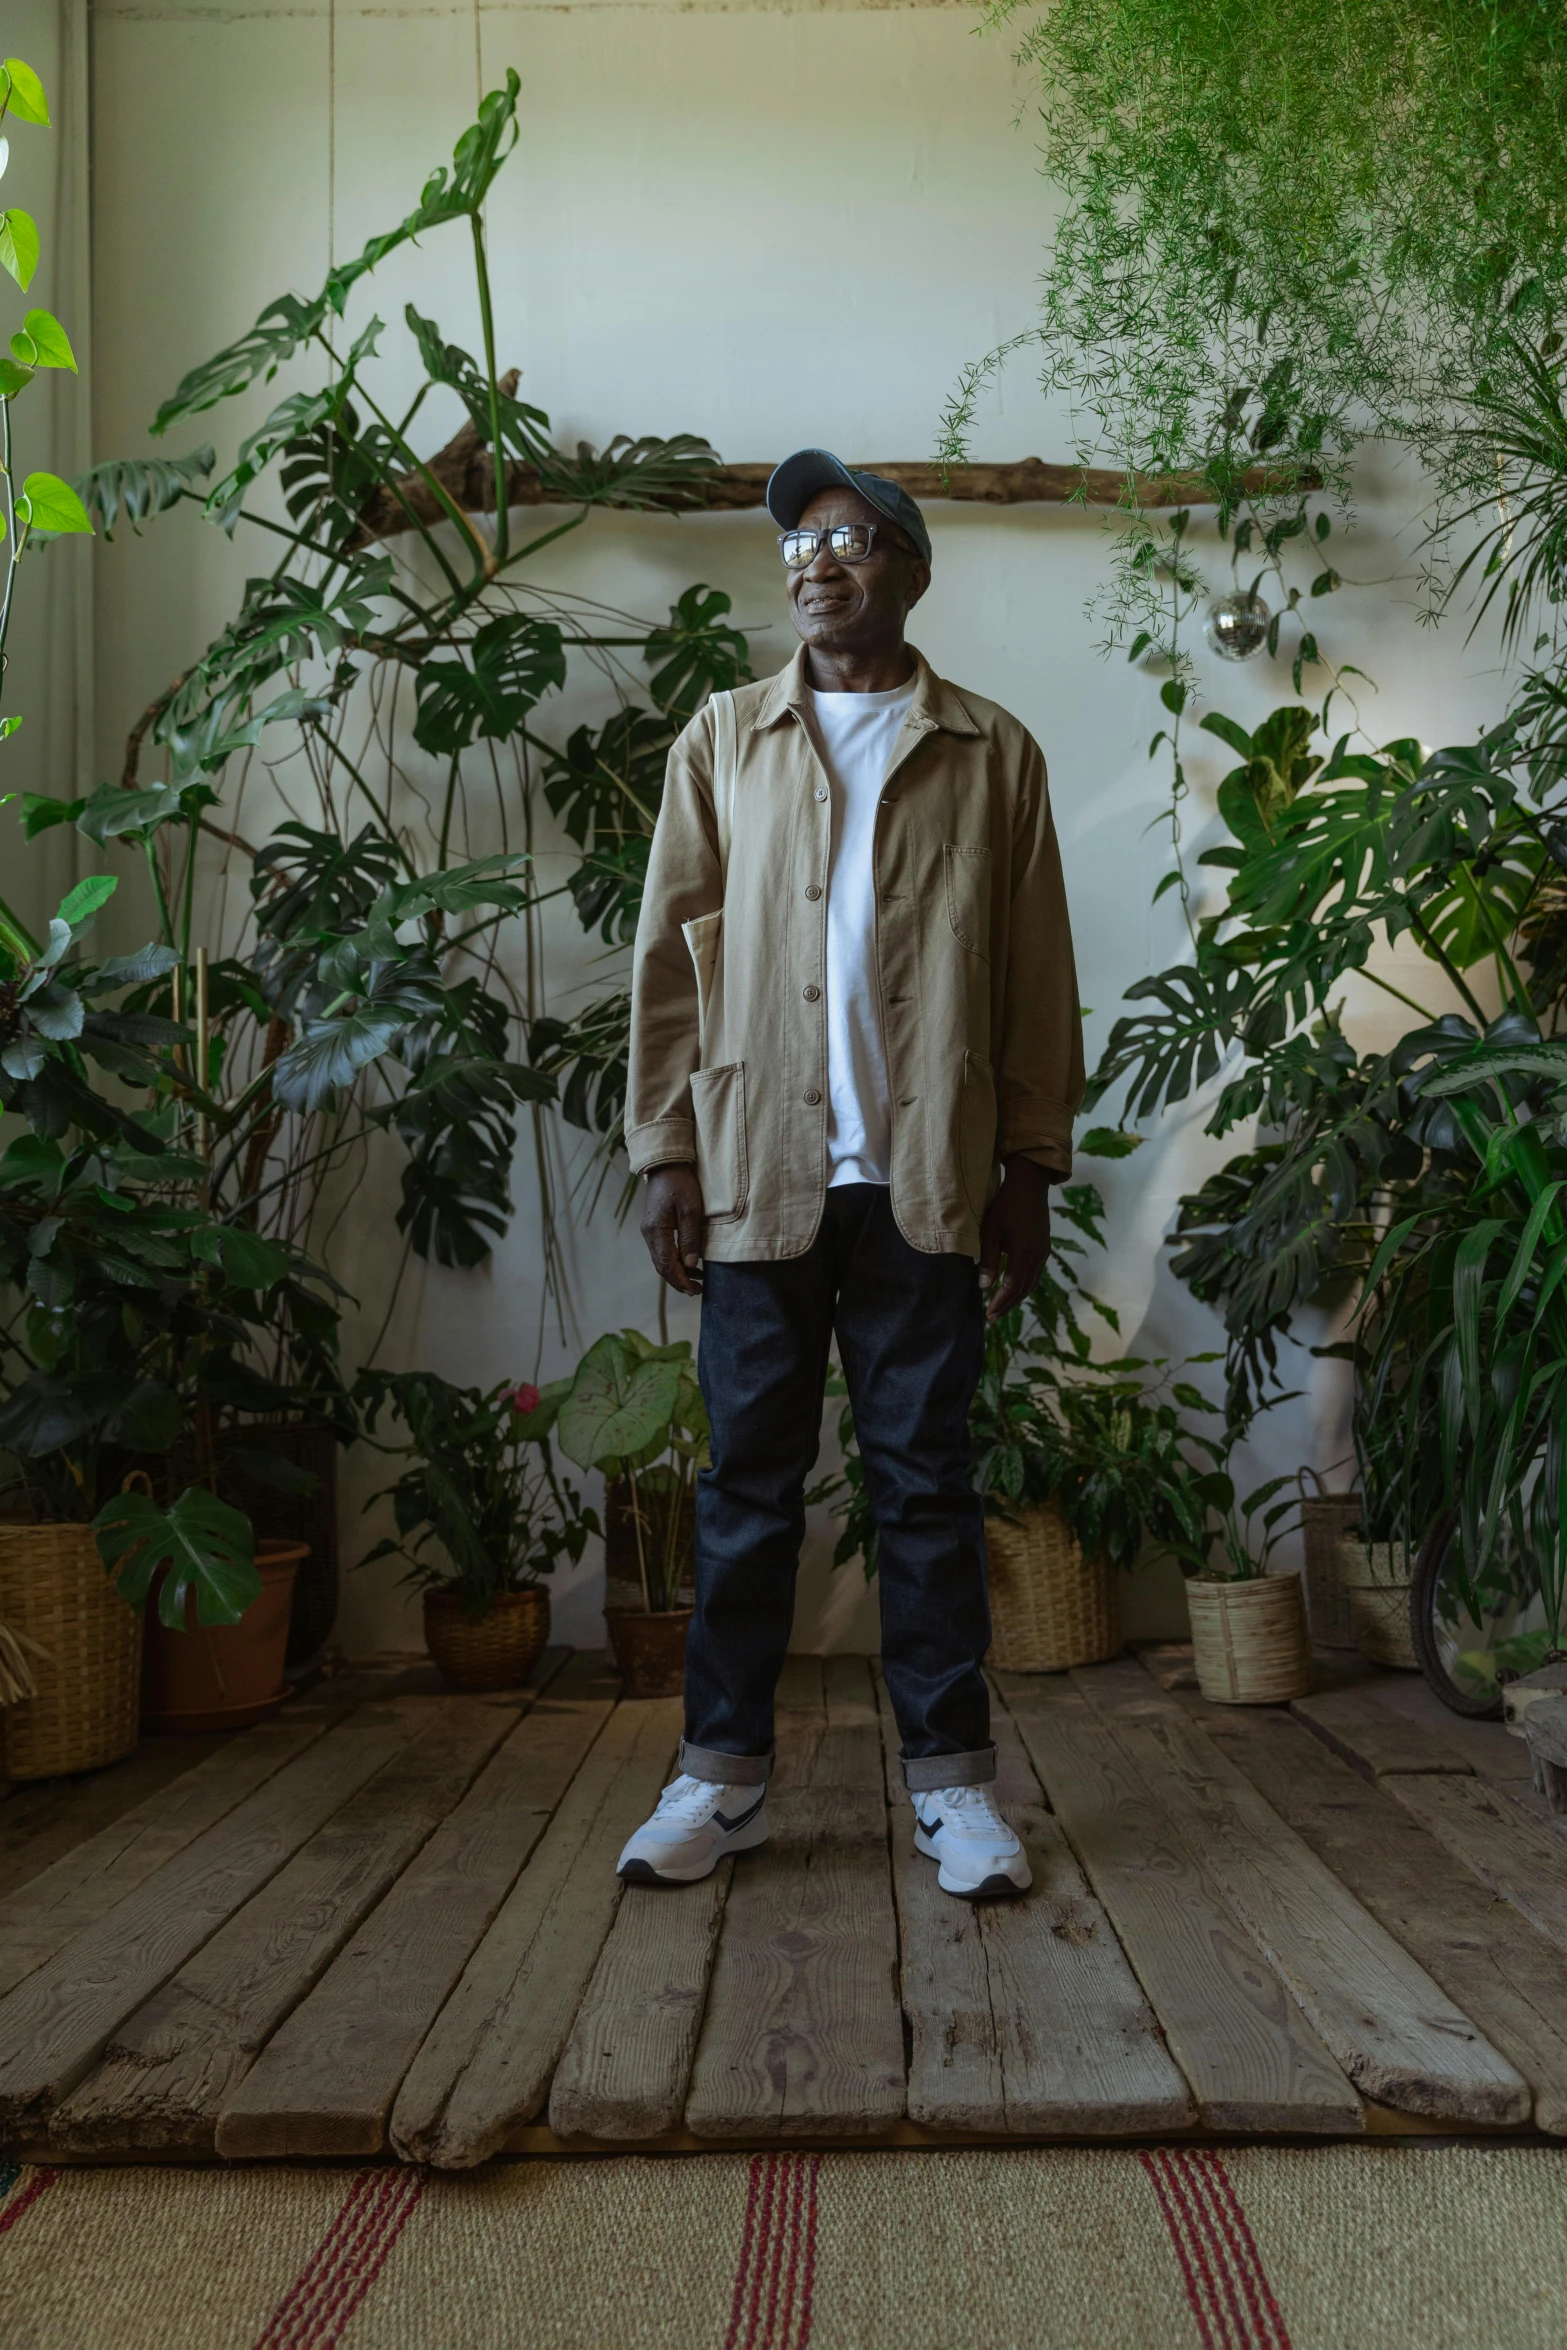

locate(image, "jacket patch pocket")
[[690, 1061, 749, 1221], [958, 1050, 998, 1219], [945, 844, 993, 960]]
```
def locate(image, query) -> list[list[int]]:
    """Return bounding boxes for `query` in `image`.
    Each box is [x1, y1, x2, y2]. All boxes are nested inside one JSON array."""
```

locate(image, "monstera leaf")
[[94, 1486, 261, 1628]]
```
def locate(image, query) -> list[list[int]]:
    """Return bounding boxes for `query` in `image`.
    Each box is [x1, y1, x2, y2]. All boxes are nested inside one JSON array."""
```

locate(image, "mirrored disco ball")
[[1205, 589, 1271, 662]]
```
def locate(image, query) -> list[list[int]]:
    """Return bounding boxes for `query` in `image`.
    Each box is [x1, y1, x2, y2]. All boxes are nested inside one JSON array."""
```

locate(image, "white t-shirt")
[[804, 681, 915, 1188]]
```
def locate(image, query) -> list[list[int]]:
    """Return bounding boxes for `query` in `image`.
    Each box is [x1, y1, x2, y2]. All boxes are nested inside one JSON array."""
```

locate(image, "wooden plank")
[[1366, 1676, 1535, 1786], [1290, 1687, 1475, 1783], [1071, 1660, 1529, 2126], [684, 1656, 906, 2143], [548, 1864, 732, 2141], [0, 1734, 230, 1899], [0, 1718, 331, 2001], [888, 1673, 1193, 2136], [216, 1653, 618, 2159], [1161, 1685, 1567, 2138], [548, 1655, 830, 2140], [0, 1697, 426, 2134], [50, 1699, 516, 2156], [1383, 1772, 1567, 1957], [998, 1674, 1360, 2134], [388, 1691, 681, 2168]]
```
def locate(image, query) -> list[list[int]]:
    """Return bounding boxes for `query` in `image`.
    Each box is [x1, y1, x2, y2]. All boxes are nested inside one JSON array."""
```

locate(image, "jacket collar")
[[751, 644, 981, 739]]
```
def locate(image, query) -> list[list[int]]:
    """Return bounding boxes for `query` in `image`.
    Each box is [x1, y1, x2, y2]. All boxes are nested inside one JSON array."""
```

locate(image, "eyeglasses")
[[778, 522, 883, 570]]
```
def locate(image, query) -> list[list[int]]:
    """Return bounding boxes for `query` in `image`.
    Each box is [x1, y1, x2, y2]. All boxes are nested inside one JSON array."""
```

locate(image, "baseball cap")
[[765, 448, 932, 567]]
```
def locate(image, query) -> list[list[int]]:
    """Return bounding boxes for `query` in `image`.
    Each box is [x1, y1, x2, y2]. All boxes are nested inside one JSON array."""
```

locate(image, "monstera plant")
[[26, 72, 749, 1334]]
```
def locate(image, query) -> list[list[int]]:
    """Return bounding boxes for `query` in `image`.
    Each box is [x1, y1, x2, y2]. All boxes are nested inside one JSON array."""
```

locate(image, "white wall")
[[84, 0, 1513, 1653]]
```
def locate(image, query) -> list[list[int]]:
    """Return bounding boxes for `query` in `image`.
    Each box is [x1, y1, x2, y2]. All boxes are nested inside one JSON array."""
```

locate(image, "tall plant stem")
[[142, 839, 177, 950], [471, 210, 510, 567], [625, 1461, 652, 1613], [0, 398, 22, 698]]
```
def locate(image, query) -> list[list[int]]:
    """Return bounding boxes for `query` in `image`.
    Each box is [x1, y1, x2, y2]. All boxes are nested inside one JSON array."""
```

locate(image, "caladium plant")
[[522, 1330, 709, 1612]]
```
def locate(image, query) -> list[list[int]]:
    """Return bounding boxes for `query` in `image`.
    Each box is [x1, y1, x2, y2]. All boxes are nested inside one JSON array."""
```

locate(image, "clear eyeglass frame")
[[778, 522, 882, 570]]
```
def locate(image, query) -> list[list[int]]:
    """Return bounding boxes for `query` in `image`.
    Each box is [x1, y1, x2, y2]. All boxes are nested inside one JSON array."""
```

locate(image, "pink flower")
[[510, 1382, 542, 1416]]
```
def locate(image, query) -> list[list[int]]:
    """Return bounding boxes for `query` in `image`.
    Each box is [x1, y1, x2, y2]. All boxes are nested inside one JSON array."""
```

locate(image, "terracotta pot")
[[1186, 1569, 1312, 1704], [424, 1587, 550, 1692], [605, 1606, 692, 1700], [141, 1540, 306, 1733]]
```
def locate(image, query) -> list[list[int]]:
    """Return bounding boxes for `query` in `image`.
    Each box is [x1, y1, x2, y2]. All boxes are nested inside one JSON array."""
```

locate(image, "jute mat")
[[4, 2143, 1567, 2350]]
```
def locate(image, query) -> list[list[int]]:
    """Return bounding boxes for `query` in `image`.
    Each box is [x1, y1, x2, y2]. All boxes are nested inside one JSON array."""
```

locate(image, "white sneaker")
[[616, 1773, 770, 1885], [912, 1784, 1031, 1899]]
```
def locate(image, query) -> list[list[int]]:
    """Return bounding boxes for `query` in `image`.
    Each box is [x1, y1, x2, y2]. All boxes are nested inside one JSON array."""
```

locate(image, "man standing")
[[616, 450, 1083, 1899]]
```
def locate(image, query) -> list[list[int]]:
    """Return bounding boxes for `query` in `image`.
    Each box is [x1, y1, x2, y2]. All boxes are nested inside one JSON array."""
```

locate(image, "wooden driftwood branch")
[[349, 392, 1318, 548]]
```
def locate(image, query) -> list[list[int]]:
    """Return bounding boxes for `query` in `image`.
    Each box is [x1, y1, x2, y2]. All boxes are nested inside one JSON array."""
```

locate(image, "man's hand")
[[978, 1156, 1053, 1322], [640, 1163, 706, 1294]]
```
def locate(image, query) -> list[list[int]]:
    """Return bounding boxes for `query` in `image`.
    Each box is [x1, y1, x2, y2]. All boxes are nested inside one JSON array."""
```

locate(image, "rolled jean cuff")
[[679, 1738, 772, 1787], [902, 1745, 996, 1794]]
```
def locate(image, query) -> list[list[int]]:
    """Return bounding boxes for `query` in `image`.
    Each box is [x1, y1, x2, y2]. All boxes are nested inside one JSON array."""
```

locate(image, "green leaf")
[[18, 309, 76, 370], [94, 1486, 260, 1629], [189, 1223, 291, 1291], [1078, 1126, 1145, 1158], [0, 208, 38, 290], [0, 356, 32, 397], [1160, 678, 1187, 716], [1, 59, 49, 126], [71, 447, 214, 539], [556, 1334, 683, 1471], [19, 472, 93, 534], [1198, 711, 1256, 759], [57, 873, 116, 929]]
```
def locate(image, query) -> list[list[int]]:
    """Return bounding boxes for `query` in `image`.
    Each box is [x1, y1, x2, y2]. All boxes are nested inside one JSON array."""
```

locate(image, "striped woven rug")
[[3, 2144, 1565, 2349]]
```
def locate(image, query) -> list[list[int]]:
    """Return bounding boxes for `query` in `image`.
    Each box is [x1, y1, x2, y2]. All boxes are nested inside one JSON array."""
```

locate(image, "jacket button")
[[803, 1088, 822, 1106], [803, 984, 820, 1002], [805, 884, 822, 901], [813, 785, 829, 802]]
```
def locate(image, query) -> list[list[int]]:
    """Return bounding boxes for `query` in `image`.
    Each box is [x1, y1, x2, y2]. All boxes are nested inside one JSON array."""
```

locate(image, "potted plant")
[[1175, 1462, 1310, 1706], [0, 867, 356, 1761], [357, 1368, 596, 1690], [520, 1330, 708, 1698]]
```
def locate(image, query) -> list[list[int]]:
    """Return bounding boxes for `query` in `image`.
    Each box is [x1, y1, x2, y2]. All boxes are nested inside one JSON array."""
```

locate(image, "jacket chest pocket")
[[690, 1061, 749, 1221], [944, 844, 992, 960]]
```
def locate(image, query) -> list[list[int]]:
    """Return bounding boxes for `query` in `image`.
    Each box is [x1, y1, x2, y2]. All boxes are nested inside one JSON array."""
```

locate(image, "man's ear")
[[904, 559, 932, 615]]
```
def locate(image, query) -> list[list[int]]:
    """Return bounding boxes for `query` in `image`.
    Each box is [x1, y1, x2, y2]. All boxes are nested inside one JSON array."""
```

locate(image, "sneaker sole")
[[913, 1824, 1030, 1900], [941, 1869, 1029, 1901], [617, 1819, 770, 1887]]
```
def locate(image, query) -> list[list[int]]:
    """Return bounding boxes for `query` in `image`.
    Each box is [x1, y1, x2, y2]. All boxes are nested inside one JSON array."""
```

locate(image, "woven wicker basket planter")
[[0, 1523, 142, 1779], [1298, 1483, 1362, 1649], [424, 1587, 551, 1693], [984, 1498, 1119, 1673], [1334, 1537, 1418, 1670], [1186, 1570, 1311, 1705]]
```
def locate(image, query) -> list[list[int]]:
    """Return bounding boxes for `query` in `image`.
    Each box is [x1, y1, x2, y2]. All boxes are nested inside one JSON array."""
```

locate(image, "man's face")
[[785, 487, 930, 657]]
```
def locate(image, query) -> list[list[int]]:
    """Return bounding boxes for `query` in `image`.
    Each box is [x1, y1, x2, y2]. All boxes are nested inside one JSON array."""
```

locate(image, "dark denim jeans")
[[681, 1183, 994, 1793]]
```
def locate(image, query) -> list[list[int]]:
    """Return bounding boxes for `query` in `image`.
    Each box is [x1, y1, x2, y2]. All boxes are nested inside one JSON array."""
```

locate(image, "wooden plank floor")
[[3, 1643, 1565, 2164]]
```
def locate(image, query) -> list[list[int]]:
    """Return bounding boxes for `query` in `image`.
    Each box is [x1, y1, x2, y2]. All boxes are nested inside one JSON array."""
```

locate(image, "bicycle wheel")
[[1412, 1510, 1549, 1720]]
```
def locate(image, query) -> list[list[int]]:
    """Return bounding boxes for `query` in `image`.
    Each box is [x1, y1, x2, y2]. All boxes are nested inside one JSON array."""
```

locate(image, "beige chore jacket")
[[625, 645, 1085, 1262]]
